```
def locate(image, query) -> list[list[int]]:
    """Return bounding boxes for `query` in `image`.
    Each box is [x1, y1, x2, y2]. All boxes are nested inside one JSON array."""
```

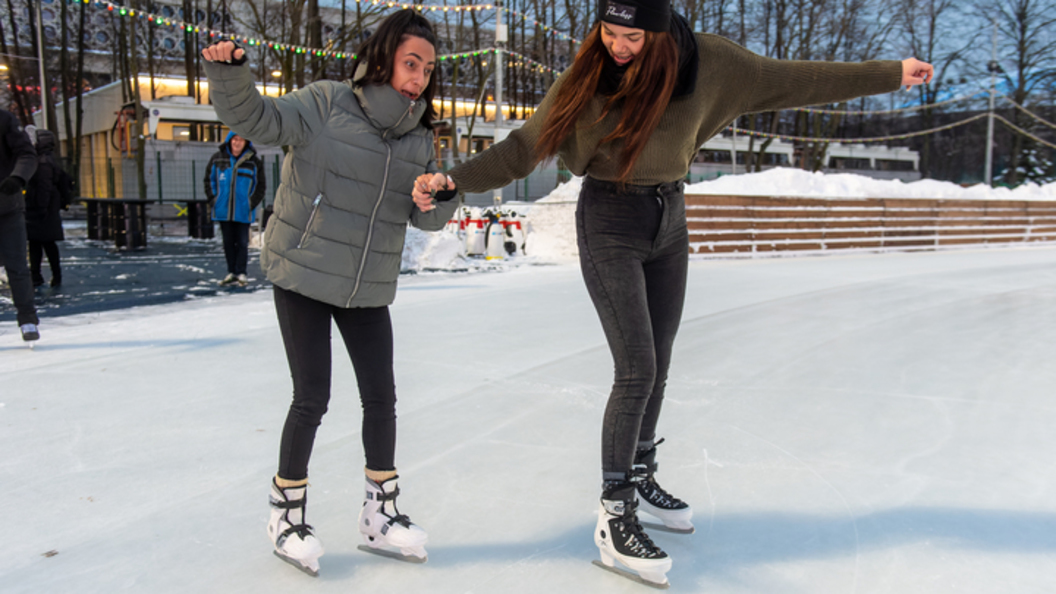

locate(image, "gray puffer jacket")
[[203, 61, 458, 308]]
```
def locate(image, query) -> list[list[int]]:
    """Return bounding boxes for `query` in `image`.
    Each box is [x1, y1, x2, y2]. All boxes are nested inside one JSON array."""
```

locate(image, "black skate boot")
[[633, 439, 694, 534], [593, 480, 672, 588]]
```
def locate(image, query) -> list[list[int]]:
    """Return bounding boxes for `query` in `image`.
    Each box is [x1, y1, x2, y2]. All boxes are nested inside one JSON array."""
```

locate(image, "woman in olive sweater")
[[202, 10, 457, 577], [417, 0, 932, 586]]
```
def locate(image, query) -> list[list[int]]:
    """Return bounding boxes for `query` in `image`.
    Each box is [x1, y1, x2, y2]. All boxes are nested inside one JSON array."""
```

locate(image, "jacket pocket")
[[296, 194, 324, 248]]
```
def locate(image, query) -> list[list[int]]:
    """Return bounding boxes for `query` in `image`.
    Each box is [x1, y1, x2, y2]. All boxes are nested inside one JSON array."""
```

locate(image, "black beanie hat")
[[597, 0, 671, 33]]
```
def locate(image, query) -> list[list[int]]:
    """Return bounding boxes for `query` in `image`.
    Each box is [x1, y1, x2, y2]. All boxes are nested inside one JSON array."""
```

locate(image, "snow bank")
[[685, 167, 1056, 200]]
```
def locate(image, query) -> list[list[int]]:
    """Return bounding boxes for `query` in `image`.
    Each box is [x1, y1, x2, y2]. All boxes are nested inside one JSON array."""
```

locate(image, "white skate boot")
[[634, 439, 694, 534], [593, 480, 672, 588], [357, 475, 428, 563], [267, 478, 324, 576]]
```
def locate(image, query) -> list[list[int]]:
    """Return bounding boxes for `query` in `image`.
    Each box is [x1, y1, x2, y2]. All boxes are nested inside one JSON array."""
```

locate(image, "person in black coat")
[[0, 109, 40, 341], [24, 127, 69, 288]]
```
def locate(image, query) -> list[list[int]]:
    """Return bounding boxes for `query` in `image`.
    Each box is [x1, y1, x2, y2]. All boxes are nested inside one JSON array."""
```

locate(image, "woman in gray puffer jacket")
[[202, 9, 458, 577]]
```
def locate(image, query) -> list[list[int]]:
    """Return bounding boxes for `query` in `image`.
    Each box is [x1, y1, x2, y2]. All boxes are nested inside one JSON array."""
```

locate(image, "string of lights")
[[729, 113, 991, 144], [993, 114, 1056, 150], [792, 92, 988, 116], [506, 9, 581, 44], [1000, 95, 1056, 131], [81, 0, 500, 61]]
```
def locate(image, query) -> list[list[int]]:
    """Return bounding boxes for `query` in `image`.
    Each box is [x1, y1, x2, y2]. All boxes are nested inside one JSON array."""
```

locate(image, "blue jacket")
[[204, 131, 266, 223]]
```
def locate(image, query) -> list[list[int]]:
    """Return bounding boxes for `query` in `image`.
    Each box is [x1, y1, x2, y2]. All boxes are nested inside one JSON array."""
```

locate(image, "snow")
[[685, 167, 1056, 200], [3, 169, 1056, 592]]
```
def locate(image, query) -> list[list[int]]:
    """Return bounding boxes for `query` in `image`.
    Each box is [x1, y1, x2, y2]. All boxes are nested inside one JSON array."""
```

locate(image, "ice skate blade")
[[273, 550, 319, 577], [640, 519, 695, 535], [357, 544, 427, 564], [592, 559, 669, 589]]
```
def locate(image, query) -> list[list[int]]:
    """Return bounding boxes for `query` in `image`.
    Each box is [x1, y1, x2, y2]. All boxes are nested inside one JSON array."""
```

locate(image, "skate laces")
[[616, 498, 664, 557], [633, 438, 687, 510]]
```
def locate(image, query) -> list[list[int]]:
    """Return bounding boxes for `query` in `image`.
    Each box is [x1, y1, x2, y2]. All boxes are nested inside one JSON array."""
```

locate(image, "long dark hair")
[[533, 23, 679, 182], [351, 9, 438, 124]]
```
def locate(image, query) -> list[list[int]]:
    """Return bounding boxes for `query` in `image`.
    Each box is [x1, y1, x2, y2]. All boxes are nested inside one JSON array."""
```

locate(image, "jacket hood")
[[34, 129, 56, 155], [223, 130, 255, 157], [351, 62, 428, 138]]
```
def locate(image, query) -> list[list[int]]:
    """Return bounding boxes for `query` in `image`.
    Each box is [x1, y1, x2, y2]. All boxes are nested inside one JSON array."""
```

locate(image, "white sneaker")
[[20, 323, 40, 342], [236, 273, 248, 287], [268, 478, 324, 576], [358, 476, 428, 562], [219, 273, 236, 286]]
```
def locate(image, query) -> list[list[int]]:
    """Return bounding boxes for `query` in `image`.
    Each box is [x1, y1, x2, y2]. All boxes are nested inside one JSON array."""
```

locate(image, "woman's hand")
[[413, 174, 438, 212], [901, 58, 934, 90], [201, 41, 245, 63]]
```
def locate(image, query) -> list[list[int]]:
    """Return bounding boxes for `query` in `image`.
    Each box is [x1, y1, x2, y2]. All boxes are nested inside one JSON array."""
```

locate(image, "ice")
[[3, 243, 1056, 592]]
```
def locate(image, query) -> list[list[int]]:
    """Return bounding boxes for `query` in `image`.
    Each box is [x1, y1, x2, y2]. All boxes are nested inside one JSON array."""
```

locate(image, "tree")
[[978, 0, 1056, 185]]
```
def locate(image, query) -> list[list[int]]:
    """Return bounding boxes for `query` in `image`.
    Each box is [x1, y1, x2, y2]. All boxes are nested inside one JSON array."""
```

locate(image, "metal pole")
[[985, 19, 997, 186], [492, 0, 506, 205], [731, 119, 737, 175], [34, 0, 48, 130]]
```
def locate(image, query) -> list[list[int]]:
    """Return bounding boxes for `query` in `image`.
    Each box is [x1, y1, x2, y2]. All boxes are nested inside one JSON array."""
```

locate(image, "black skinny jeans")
[[576, 177, 689, 482], [273, 286, 398, 481], [218, 221, 250, 275]]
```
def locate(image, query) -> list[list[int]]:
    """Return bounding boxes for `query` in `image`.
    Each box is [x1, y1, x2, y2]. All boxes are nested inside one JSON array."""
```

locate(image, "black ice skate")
[[593, 481, 672, 589], [267, 478, 324, 576], [633, 439, 694, 534]]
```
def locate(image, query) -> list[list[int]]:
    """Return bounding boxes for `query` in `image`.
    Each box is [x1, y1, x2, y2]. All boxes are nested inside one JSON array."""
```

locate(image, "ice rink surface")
[[3, 246, 1055, 593]]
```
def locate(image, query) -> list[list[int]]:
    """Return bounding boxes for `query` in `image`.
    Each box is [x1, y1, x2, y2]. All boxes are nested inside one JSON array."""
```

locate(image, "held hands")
[[901, 58, 934, 90], [412, 172, 456, 213], [201, 41, 245, 64]]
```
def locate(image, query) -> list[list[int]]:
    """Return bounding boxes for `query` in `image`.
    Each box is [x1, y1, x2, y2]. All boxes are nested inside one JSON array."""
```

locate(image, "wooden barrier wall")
[[685, 195, 1056, 256]]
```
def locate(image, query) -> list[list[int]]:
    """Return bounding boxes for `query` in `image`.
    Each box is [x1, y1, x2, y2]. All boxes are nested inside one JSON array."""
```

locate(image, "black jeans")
[[0, 210, 38, 325], [219, 221, 250, 275], [576, 177, 689, 482], [273, 286, 398, 480], [29, 239, 61, 284]]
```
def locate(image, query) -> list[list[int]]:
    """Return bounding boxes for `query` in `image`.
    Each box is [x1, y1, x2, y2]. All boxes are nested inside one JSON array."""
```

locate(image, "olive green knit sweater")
[[447, 33, 903, 190]]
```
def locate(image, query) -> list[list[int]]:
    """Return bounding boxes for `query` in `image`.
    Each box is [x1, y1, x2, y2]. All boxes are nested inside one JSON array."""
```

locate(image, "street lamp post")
[[34, 0, 48, 130], [985, 19, 998, 187], [493, 0, 507, 205]]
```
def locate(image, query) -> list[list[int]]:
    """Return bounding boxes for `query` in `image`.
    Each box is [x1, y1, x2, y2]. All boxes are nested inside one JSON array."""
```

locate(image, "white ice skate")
[[267, 478, 324, 576], [357, 476, 428, 563], [593, 482, 672, 589], [634, 439, 694, 534]]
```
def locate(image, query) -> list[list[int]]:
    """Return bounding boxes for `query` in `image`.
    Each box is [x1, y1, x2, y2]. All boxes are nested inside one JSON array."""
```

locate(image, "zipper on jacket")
[[296, 194, 324, 248], [346, 100, 415, 306]]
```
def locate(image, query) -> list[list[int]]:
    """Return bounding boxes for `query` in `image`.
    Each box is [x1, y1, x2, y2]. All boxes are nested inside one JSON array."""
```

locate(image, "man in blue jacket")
[[0, 109, 39, 342], [203, 132, 266, 286]]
